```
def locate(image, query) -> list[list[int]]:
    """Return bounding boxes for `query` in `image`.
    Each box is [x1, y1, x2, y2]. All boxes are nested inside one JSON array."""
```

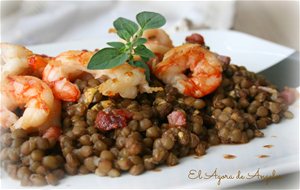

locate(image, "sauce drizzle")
[[258, 155, 270, 158], [223, 154, 236, 159], [263, 144, 273, 148], [152, 168, 161, 172]]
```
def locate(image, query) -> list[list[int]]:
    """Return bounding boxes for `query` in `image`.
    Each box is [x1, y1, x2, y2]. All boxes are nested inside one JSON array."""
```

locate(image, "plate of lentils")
[[0, 12, 299, 189]]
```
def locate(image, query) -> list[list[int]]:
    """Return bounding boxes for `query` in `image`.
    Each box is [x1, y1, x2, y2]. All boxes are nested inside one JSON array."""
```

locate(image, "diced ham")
[[42, 126, 61, 140], [185, 33, 205, 45], [217, 55, 231, 65], [167, 110, 186, 126], [280, 87, 299, 105]]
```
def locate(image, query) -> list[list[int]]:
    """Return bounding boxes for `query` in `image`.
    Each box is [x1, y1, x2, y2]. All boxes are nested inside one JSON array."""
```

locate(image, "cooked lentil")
[[0, 131, 65, 186], [0, 62, 294, 186]]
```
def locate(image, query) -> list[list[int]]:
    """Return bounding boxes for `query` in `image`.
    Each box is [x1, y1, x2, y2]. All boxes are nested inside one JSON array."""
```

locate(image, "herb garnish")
[[87, 11, 166, 81]]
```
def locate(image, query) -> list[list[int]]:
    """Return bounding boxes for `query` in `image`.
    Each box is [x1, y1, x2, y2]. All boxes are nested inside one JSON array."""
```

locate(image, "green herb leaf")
[[133, 38, 147, 47], [87, 11, 167, 82], [134, 45, 155, 58], [136, 11, 166, 30], [117, 30, 131, 41], [113, 17, 139, 36], [132, 61, 151, 82], [128, 60, 135, 65], [140, 56, 150, 63], [87, 48, 128, 70], [107, 42, 125, 49]]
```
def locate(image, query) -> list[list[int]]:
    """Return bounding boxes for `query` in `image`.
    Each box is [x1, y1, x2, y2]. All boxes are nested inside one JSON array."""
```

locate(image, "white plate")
[[1, 30, 299, 189]]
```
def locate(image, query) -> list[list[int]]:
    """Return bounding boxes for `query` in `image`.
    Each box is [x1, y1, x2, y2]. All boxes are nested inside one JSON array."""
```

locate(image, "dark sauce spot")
[[263, 145, 273, 148]]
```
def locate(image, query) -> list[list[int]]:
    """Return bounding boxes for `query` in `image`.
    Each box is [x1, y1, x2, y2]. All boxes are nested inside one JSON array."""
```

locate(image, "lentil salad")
[[0, 56, 296, 186]]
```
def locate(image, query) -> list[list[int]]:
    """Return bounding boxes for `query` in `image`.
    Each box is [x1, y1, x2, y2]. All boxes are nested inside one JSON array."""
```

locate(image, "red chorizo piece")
[[42, 126, 61, 140], [217, 55, 231, 65], [95, 109, 132, 131]]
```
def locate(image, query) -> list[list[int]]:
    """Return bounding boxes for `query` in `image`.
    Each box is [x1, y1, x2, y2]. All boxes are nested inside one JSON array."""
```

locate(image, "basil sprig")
[[87, 11, 166, 82]]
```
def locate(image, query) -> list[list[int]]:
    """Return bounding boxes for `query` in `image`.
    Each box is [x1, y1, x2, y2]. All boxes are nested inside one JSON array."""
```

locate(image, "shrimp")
[[0, 76, 59, 133], [28, 54, 52, 77], [143, 29, 174, 56], [93, 63, 163, 99], [0, 43, 33, 78], [152, 44, 222, 98], [0, 43, 50, 78], [42, 50, 161, 100], [0, 106, 18, 129], [0, 43, 61, 136], [42, 50, 95, 102]]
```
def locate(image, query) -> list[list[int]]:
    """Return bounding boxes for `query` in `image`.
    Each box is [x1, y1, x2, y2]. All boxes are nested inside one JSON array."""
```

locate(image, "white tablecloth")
[[1, 1, 236, 45]]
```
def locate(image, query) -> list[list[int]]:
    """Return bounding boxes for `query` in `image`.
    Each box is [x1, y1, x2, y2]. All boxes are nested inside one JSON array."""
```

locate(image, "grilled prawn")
[[152, 44, 223, 98], [0, 76, 61, 135]]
